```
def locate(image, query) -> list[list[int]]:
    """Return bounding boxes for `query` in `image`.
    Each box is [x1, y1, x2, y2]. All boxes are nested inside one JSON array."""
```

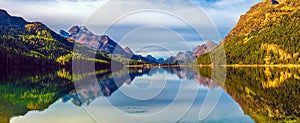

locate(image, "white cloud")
[[0, 0, 108, 31], [197, 0, 262, 35], [0, 0, 261, 35]]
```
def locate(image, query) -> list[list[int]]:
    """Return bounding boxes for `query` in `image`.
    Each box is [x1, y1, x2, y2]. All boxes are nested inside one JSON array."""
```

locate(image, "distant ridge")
[[164, 41, 219, 64]]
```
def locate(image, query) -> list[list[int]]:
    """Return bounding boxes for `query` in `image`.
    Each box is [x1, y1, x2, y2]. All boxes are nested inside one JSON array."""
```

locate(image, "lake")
[[0, 66, 299, 123]]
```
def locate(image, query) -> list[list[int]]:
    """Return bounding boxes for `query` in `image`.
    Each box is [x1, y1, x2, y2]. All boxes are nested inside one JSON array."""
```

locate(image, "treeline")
[[0, 24, 72, 67]]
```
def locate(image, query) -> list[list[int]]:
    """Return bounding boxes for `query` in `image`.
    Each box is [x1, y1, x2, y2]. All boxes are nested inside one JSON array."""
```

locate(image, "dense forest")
[[0, 24, 71, 66], [0, 23, 119, 68], [197, 0, 300, 65]]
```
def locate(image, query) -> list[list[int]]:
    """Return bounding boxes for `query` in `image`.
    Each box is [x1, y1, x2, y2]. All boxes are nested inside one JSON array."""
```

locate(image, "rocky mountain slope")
[[165, 41, 219, 64], [60, 26, 158, 64], [198, 0, 300, 65], [61, 26, 127, 55], [123, 47, 134, 55]]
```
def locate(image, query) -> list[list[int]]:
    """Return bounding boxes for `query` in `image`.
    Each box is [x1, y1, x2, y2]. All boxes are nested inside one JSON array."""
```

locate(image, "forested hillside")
[[197, 0, 300, 65], [0, 9, 118, 68]]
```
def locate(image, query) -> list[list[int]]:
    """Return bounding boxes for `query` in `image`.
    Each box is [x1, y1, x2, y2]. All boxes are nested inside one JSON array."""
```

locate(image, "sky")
[[0, 0, 261, 58]]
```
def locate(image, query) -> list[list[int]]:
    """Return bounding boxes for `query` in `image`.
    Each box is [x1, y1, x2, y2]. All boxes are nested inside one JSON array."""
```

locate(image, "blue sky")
[[0, 0, 261, 58]]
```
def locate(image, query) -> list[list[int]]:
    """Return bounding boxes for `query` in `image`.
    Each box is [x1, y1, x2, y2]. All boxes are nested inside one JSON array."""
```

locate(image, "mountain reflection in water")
[[66, 67, 220, 107], [1, 67, 299, 123]]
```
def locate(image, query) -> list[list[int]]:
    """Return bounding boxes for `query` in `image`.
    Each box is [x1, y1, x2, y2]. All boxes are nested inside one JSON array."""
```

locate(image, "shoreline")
[[219, 64, 300, 68], [198, 64, 300, 68], [126, 64, 300, 68], [4, 64, 300, 69]]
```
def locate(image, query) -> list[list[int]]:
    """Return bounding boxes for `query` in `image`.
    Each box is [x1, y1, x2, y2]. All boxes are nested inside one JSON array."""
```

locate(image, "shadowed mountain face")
[[146, 55, 164, 64], [164, 56, 176, 64], [0, 9, 28, 27], [272, 0, 280, 4]]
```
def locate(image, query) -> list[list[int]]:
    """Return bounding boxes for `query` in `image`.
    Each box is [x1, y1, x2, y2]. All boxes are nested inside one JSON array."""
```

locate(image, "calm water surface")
[[1, 67, 299, 123]]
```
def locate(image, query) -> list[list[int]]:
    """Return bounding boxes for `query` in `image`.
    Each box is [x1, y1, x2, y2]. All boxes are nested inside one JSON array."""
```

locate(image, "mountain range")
[[0, 8, 221, 67], [5, 0, 299, 67], [59, 26, 161, 64], [0, 8, 158, 68], [165, 41, 219, 64], [60, 26, 128, 55]]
